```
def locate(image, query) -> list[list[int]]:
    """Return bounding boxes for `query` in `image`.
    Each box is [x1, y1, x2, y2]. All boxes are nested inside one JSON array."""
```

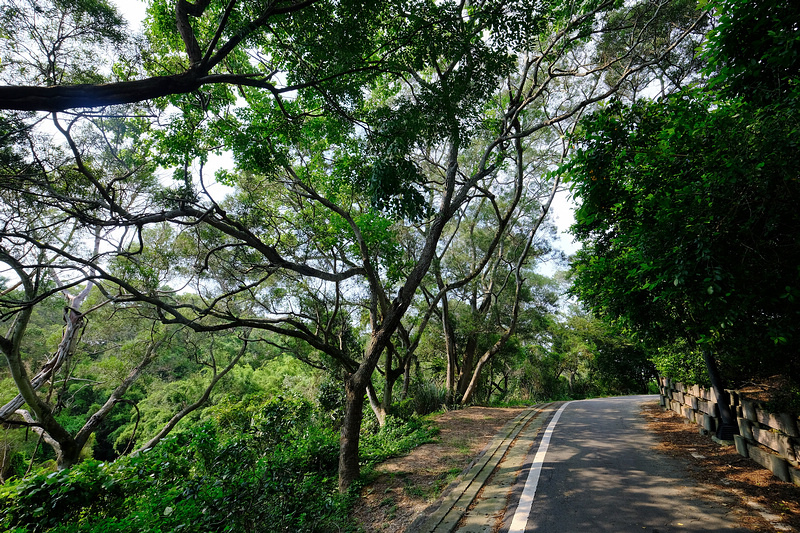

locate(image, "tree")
[[567, 0, 800, 422], [0, 266, 165, 469], [702, 0, 800, 107], [567, 93, 800, 433], [1, 0, 707, 492], [0, 0, 408, 111], [0, 88, 247, 469]]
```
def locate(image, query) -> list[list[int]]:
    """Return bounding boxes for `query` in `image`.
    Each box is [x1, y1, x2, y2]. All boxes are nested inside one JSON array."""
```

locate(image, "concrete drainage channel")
[[408, 402, 563, 533]]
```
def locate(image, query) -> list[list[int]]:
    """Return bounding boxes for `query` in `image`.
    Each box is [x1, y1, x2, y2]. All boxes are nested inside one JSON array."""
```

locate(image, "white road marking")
[[508, 401, 571, 533]]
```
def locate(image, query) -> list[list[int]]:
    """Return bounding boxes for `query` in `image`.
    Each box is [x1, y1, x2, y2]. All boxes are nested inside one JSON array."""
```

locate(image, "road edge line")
[[507, 401, 571, 533]]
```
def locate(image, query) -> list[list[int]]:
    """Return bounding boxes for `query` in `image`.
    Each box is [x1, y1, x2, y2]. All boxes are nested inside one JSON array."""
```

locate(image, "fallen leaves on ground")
[[352, 406, 524, 532], [642, 402, 800, 532]]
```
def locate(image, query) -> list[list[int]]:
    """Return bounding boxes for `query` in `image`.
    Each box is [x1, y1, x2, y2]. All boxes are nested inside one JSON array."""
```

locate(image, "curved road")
[[503, 396, 747, 532], [413, 395, 749, 533]]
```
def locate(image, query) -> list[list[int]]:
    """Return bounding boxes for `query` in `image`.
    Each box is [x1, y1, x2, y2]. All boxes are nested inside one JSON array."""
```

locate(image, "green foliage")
[[0, 0, 723, 504], [567, 90, 800, 384], [407, 380, 449, 416], [517, 346, 566, 401], [649, 342, 708, 387], [0, 459, 120, 530], [0, 391, 443, 532], [0, 0, 126, 85], [586, 328, 656, 395], [564, 0, 800, 401], [316, 377, 346, 426], [0, 399, 326, 532], [360, 415, 438, 464], [703, 0, 800, 106]]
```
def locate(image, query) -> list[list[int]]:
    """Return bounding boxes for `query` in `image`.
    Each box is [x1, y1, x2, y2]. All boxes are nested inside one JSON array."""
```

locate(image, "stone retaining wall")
[[658, 376, 800, 486]]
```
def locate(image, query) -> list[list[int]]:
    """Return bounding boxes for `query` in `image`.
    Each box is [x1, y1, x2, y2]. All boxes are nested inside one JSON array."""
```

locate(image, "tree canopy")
[[568, 93, 800, 382], [1, 0, 708, 494], [567, 0, 800, 395]]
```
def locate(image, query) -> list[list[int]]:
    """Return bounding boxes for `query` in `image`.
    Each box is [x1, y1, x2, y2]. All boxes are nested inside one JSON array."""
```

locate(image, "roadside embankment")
[[659, 376, 800, 486]]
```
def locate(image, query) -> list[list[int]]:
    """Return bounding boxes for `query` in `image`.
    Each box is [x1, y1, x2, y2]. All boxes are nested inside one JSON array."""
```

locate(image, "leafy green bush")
[[0, 395, 440, 532], [360, 415, 438, 464], [0, 459, 121, 531], [409, 380, 448, 415]]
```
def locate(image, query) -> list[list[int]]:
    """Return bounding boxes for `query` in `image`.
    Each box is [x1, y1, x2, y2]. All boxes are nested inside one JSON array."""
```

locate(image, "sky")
[[548, 190, 580, 259], [112, 0, 147, 31]]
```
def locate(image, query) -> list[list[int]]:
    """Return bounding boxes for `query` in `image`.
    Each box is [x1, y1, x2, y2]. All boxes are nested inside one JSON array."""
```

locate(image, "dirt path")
[[352, 406, 525, 532]]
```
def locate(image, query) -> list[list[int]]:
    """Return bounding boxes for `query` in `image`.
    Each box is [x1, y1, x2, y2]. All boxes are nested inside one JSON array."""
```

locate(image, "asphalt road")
[[503, 395, 749, 533]]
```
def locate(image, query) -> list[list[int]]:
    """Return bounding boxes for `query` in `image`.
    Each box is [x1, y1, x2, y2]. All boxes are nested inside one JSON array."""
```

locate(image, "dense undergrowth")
[[0, 396, 437, 533]]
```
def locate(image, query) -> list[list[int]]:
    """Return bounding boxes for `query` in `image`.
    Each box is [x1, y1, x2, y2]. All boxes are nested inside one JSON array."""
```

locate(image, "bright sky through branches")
[[111, 0, 146, 31], [107, 0, 578, 270]]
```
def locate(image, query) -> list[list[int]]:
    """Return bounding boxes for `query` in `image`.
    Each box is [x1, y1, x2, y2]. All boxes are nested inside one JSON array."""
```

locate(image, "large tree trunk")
[[14, 409, 82, 469], [0, 282, 95, 420], [0, 257, 79, 469], [336, 141, 460, 493], [339, 377, 366, 493], [14, 337, 162, 469], [702, 348, 738, 440], [0, 311, 83, 419]]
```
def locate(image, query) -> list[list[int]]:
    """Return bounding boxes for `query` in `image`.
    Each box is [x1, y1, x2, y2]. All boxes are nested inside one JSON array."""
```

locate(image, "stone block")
[[734, 435, 749, 458], [770, 455, 791, 483], [702, 414, 716, 433], [725, 389, 739, 407], [682, 405, 695, 423], [712, 435, 734, 446], [690, 396, 699, 411], [748, 443, 771, 470], [755, 410, 800, 438], [747, 443, 791, 483], [712, 388, 720, 403], [697, 399, 719, 417], [742, 399, 758, 422], [790, 466, 800, 488], [737, 417, 754, 441], [752, 427, 798, 463], [742, 399, 759, 423]]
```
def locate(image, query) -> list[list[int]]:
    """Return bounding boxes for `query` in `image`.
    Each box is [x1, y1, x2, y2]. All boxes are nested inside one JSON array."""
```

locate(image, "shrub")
[[410, 380, 448, 415]]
